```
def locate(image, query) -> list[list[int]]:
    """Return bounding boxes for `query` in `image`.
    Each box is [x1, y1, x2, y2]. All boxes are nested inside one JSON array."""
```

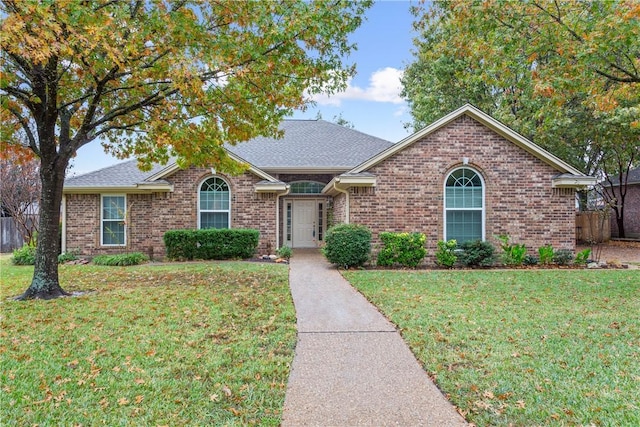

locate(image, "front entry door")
[[292, 200, 317, 248]]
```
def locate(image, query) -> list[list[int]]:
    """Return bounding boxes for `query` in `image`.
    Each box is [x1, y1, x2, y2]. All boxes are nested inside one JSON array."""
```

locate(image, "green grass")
[[0, 255, 295, 426], [344, 269, 640, 426]]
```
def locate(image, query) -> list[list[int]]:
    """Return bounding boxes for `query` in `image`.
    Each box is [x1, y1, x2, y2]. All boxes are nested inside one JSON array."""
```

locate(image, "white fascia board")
[[63, 183, 174, 194], [552, 175, 597, 188], [146, 163, 181, 181], [321, 178, 338, 195], [321, 175, 376, 196], [336, 175, 376, 186], [136, 183, 175, 192], [225, 151, 280, 182], [254, 183, 289, 193]]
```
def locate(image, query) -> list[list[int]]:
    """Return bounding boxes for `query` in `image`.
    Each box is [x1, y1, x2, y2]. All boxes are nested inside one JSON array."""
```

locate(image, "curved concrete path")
[[281, 250, 467, 426]]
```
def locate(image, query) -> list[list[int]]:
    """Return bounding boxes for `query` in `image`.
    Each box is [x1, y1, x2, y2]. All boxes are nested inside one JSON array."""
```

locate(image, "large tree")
[[0, 0, 372, 299], [403, 0, 639, 231]]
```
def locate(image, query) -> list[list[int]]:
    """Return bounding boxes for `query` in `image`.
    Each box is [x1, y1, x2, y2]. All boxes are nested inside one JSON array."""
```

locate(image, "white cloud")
[[313, 67, 405, 106], [393, 105, 408, 117]]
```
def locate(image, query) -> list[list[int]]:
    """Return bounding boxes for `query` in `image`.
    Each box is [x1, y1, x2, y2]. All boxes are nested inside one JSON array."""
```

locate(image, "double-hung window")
[[444, 168, 484, 243], [101, 195, 126, 246]]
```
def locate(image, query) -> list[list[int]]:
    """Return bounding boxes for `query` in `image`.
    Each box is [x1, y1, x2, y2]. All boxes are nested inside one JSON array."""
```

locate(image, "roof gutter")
[[254, 182, 288, 193], [275, 186, 291, 249], [63, 183, 174, 194]]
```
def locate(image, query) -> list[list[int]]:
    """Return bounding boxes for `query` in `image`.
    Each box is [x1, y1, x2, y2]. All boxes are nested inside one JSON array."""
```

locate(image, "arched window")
[[199, 177, 230, 229], [289, 181, 325, 194], [444, 167, 484, 243]]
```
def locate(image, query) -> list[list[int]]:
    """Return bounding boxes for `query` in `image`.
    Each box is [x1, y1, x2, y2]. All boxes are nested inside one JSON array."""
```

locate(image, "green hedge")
[[377, 232, 426, 268], [322, 223, 371, 268], [163, 229, 259, 260]]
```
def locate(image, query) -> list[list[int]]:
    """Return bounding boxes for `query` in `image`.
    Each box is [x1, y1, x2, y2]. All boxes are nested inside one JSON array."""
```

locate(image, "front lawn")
[[344, 269, 639, 426], [0, 256, 295, 426]]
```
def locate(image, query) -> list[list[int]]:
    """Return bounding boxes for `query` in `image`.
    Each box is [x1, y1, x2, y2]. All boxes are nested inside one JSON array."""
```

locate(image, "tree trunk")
[[615, 209, 626, 239], [16, 159, 70, 300]]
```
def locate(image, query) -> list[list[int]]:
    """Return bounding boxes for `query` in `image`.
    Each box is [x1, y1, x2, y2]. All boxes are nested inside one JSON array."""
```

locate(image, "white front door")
[[292, 200, 317, 248]]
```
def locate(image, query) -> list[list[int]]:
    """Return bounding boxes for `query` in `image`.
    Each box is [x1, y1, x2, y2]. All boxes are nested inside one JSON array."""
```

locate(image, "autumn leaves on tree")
[[402, 0, 639, 235], [0, 0, 372, 299]]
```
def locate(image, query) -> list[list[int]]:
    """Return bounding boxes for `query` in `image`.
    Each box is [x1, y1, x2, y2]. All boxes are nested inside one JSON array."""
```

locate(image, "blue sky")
[[71, 1, 418, 175]]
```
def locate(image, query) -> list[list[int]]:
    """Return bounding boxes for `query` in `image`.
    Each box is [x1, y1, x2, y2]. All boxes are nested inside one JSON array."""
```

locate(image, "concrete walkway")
[[281, 250, 467, 426]]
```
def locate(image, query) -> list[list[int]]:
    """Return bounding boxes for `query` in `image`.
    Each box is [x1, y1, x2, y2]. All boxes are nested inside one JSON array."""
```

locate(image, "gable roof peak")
[[351, 104, 589, 178]]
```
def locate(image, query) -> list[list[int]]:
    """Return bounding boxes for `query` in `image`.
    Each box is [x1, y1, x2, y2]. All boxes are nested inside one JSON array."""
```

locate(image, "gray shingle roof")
[[64, 120, 392, 188], [224, 119, 392, 169], [64, 160, 170, 188], [606, 166, 640, 186]]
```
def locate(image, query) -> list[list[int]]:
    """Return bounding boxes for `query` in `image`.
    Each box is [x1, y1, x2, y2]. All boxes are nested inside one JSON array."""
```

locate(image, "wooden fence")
[[576, 211, 610, 243], [1, 217, 25, 253]]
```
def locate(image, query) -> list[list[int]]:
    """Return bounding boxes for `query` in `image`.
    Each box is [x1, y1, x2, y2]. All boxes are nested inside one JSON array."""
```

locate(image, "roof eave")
[[552, 175, 597, 188], [254, 183, 289, 193], [63, 183, 174, 194], [322, 174, 376, 196]]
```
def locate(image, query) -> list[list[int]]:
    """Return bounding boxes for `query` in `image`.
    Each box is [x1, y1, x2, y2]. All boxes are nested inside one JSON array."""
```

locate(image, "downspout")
[[276, 186, 290, 249], [61, 195, 67, 253], [333, 181, 350, 224]]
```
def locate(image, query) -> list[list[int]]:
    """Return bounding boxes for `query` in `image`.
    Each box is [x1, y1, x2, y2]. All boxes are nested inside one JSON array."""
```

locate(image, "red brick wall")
[[64, 168, 276, 259], [610, 184, 640, 238], [332, 193, 347, 226], [347, 115, 577, 263]]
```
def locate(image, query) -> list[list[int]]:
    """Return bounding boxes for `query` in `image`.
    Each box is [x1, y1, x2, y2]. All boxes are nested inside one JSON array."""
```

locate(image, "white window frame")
[[197, 176, 231, 229], [101, 194, 127, 246], [443, 167, 485, 242]]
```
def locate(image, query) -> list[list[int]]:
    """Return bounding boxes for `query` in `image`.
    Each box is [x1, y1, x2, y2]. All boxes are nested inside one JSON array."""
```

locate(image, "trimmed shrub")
[[323, 223, 371, 268], [523, 255, 539, 266], [164, 229, 259, 260], [435, 239, 458, 268], [92, 252, 149, 266], [12, 243, 36, 265], [458, 240, 496, 267], [377, 232, 426, 268], [553, 249, 573, 266], [164, 229, 198, 260]]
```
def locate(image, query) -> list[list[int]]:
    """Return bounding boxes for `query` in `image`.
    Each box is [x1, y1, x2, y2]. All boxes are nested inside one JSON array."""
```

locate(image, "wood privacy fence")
[[1, 217, 25, 252], [576, 211, 611, 243]]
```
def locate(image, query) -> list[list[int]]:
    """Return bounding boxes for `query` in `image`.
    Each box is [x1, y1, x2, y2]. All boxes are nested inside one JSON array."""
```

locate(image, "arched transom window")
[[289, 181, 325, 194], [199, 177, 230, 229], [444, 167, 484, 243]]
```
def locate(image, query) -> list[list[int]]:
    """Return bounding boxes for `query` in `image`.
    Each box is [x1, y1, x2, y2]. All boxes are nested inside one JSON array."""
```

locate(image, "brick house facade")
[[63, 105, 595, 262], [339, 116, 577, 262]]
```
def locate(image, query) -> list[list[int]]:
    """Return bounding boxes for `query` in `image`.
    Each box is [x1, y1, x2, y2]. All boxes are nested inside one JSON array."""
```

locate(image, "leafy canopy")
[[1, 0, 372, 171], [403, 0, 639, 176]]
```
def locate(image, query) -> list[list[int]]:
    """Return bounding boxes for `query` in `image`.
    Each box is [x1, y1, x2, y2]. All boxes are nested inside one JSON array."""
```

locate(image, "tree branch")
[[591, 66, 640, 84], [7, 105, 39, 155]]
